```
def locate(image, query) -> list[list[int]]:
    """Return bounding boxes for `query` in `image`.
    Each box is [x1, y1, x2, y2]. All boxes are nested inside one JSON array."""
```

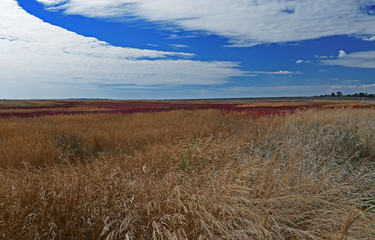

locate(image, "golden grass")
[[0, 100, 73, 108], [320, 103, 375, 108], [0, 109, 375, 239], [0, 107, 108, 113], [236, 102, 311, 107]]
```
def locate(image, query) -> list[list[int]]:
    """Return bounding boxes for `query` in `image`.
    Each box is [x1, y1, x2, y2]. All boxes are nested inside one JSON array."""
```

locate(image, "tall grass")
[[0, 109, 375, 239]]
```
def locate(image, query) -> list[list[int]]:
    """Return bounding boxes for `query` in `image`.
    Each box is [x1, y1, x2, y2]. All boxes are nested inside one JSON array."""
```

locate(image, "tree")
[[336, 91, 343, 97]]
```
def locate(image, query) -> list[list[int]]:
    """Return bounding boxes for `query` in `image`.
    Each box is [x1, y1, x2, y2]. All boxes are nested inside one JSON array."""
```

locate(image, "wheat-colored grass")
[[0, 109, 374, 239]]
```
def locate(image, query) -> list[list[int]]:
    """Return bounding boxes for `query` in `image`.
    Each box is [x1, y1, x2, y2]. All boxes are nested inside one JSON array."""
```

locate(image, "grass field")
[[0, 99, 375, 239]]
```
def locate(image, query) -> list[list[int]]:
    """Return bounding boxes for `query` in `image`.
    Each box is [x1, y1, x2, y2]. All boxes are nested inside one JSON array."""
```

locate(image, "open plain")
[[0, 98, 375, 239]]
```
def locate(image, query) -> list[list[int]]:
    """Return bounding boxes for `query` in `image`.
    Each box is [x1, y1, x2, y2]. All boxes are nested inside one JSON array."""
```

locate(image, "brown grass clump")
[[1, 109, 375, 239]]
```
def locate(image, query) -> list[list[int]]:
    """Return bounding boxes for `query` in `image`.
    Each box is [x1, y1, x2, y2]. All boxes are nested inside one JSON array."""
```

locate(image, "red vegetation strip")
[[0, 102, 308, 118]]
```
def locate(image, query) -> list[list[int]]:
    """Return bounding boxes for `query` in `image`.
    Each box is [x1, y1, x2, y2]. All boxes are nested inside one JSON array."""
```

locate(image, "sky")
[[0, 0, 375, 99]]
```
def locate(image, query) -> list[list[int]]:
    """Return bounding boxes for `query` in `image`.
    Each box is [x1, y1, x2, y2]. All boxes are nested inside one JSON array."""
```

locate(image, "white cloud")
[[35, 0, 375, 46], [296, 60, 304, 64], [211, 85, 340, 97], [338, 50, 347, 58], [363, 36, 375, 41], [146, 43, 158, 47], [0, 0, 246, 98], [249, 70, 302, 75], [315, 55, 329, 59], [170, 44, 189, 48], [322, 51, 375, 68], [211, 83, 375, 98], [348, 83, 375, 89]]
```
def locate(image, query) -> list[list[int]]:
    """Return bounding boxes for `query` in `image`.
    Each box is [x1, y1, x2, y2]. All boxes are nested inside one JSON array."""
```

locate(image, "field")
[[0, 99, 304, 118], [1, 98, 375, 239]]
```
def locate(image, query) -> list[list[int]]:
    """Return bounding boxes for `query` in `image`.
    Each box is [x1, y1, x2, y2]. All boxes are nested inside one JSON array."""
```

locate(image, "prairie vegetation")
[[0, 107, 375, 239]]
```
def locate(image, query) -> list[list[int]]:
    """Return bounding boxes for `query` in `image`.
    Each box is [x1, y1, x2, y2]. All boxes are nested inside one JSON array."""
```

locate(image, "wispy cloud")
[[35, 0, 375, 46], [322, 51, 375, 68], [296, 60, 310, 64], [209, 85, 340, 98], [146, 43, 158, 47], [170, 44, 189, 48], [211, 83, 375, 98], [315, 55, 330, 59], [0, 0, 246, 98], [118, 82, 375, 99], [347, 83, 375, 89], [249, 70, 302, 75], [363, 36, 375, 41]]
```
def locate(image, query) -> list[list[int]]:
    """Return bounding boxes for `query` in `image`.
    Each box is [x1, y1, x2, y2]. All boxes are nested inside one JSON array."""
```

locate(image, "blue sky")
[[0, 0, 375, 99]]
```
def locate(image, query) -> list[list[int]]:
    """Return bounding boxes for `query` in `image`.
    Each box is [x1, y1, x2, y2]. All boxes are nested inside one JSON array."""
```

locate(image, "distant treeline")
[[318, 92, 375, 98]]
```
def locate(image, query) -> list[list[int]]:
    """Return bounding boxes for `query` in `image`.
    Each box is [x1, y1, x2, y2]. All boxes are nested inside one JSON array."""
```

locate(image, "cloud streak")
[[0, 0, 246, 98], [35, 0, 375, 46], [249, 70, 302, 75], [322, 51, 375, 69], [211, 83, 375, 98], [363, 36, 375, 41]]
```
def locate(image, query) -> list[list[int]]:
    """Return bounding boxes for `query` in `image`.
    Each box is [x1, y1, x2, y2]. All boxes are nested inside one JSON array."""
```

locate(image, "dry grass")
[[0, 107, 107, 113], [0, 109, 375, 239], [0, 100, 73, 108]]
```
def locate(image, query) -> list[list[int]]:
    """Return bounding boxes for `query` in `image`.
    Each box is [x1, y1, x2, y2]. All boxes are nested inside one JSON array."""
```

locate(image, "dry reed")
[[0, 108, 374, 239]]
